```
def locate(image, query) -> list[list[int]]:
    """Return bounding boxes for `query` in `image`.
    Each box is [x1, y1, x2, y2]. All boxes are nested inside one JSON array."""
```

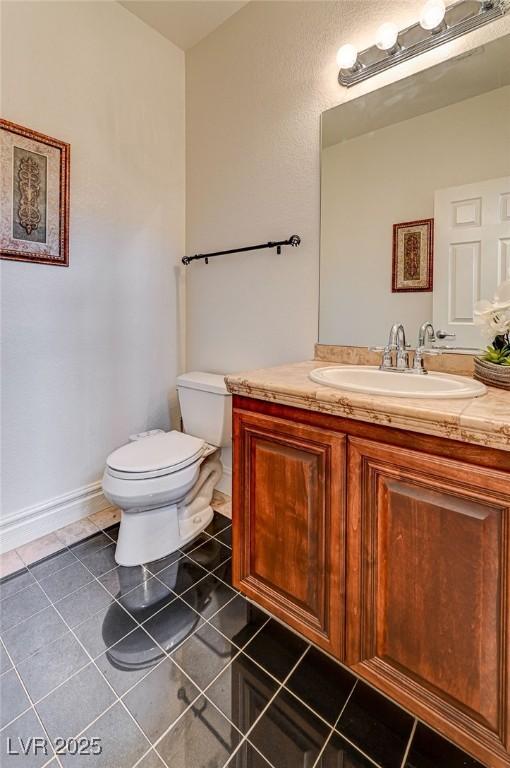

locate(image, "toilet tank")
[[176, 372, 232, 447]]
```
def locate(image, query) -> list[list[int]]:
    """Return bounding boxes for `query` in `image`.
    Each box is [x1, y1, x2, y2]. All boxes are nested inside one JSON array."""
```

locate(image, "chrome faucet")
[[378, 323, 410, 371], [373, 322, 447, 374], [413, 321, 437, 373]]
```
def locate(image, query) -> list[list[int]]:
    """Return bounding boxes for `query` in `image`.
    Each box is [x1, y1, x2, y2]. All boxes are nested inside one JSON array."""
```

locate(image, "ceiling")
[[120, 0, 248, 51]]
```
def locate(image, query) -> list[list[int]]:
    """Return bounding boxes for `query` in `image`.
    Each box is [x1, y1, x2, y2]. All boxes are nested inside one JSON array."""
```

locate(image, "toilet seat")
[[106, 431, 205, 481]]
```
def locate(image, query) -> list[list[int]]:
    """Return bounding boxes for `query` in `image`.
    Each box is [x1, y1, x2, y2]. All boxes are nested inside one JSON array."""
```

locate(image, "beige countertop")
[[225, 360, 510, 453]]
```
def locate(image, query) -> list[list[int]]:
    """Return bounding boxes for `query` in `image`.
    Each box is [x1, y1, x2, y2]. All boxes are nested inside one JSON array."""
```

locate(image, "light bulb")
[[336, 44, 358, 70], [419, 0, 446, 31], [375, 22, 399, 51]]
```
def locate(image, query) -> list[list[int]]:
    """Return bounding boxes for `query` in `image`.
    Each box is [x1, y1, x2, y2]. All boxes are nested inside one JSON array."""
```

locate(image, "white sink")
[[309, 366, 487, 399]]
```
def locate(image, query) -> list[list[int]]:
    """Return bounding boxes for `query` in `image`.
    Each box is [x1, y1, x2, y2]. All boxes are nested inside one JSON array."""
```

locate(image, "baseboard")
[[0, 482, 111, 554], [215, 465, 232, 496]]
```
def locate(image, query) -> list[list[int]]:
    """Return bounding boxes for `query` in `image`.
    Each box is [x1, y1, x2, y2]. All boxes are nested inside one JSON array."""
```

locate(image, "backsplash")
[[314, 344, 475, 377]]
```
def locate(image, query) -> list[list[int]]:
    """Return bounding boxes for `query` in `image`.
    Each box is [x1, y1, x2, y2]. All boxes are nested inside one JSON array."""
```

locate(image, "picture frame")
[[392, 218, 433, 292], [0, 119, 70, 267]]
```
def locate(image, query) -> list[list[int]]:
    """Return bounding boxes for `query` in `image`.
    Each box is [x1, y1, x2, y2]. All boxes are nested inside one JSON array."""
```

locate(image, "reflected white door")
[[433, 176, 510, 347]]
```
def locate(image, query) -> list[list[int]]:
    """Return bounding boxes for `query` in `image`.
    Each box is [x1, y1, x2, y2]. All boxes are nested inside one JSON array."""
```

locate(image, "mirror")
[[319, 35, 510, 350]]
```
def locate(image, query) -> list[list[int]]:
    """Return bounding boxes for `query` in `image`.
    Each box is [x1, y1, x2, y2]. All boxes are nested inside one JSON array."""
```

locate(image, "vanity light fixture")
[[336, 43, 361, 72], [420, 0, 447, 32], [376, 22, 401, 54], [337, 0, 508, 87]]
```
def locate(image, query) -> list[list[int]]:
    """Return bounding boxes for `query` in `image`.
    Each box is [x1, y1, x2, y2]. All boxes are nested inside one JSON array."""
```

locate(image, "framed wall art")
[[0, 119, 70, 267], [392, 218, 433, 292]]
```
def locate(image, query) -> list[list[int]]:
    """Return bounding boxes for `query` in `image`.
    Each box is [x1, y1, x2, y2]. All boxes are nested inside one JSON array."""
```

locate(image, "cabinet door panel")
[[347, 437, 510, 767], [233, 409, 346, 657]]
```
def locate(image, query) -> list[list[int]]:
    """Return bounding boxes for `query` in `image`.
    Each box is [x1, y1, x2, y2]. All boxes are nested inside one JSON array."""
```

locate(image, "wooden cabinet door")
[[233, 408, 346, 658], [347, 437, 510, 768]]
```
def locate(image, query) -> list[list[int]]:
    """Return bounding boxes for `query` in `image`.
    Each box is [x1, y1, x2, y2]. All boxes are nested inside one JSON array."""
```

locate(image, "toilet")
[[102, 372, 231, 567]]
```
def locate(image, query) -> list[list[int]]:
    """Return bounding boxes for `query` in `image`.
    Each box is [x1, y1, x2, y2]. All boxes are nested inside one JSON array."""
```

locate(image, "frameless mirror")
[[319, 35, 510, 350]]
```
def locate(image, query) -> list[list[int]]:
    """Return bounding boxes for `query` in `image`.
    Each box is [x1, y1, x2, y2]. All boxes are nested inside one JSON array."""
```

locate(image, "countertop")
[[225, 360, 510, 453]]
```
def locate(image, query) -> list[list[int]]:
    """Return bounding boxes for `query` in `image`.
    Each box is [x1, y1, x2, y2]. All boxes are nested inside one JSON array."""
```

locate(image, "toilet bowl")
[[102, 372, 231, 567]]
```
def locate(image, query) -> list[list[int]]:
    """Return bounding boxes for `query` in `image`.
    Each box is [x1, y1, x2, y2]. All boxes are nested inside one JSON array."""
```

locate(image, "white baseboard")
[[215, 465, 232, 496], [0, 482, 111, 554]]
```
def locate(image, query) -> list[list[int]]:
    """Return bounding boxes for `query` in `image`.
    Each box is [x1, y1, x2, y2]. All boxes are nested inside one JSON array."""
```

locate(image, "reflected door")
[[433, 175, 510, 347]]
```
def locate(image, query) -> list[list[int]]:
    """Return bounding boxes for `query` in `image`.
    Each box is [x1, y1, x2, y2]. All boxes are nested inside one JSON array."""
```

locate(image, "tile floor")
[[1, 510, 484, 768]]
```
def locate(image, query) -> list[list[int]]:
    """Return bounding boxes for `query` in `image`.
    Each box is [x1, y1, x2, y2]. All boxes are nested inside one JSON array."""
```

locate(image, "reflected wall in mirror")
[[320, 35, 510, 349]]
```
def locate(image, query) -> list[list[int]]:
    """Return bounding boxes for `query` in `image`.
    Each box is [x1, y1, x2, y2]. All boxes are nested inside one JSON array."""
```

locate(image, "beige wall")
[[186, 1, 510, 373], [1, 2, 184, 533], [320, 85, 510, 347]]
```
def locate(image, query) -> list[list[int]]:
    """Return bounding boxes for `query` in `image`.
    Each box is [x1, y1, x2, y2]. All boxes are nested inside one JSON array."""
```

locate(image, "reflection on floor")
[[0, 511, 483, 768]]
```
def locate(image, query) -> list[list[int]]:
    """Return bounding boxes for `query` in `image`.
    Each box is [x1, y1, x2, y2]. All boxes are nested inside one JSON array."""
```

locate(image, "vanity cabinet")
[[346, 437, 510, 766], [232, 396, 510, 768], [232, 408, 346, 657]]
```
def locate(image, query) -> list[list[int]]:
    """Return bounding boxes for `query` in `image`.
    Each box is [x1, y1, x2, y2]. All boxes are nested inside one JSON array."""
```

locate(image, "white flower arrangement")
[[473, 280, 510, 365]]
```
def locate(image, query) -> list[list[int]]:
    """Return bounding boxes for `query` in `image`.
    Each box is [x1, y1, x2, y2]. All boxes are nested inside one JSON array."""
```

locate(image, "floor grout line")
[[150, 682, 232, 757], [1, 593, 134, 673], [3, 538, 311, 750], [278, 678, 350, 731], [49, 517, 227, 768], [1, 517, 464, 768], [146, 606, 274, 761], [29, 548, 80, 574], [170, 645, 243, 702], [399, 718, 417, 768], [331, 736, 383, 768], [323, 680, 391, 768], [0, 626, 61, 766], [188, 693, 246, 764], [0, 600, 56, 635], [137, 594, 203, 640], [1, 553, 262, 760], [159, 590, 272, 691], [205, 614, 271, 657], [147, 686, 207, 768], [1, 523, 219, 737], [177, 583, 238, 622], [0, 576, 39, 602], [131, 745, 169, 768], [207, 528, 232, 548], [231, 642, 312, 765], [30, 569, 157, 763], [149, 565, 207, 599], [210, 562, 239, 593], [309, 679, 371, 768], [240, 739, 277, 768], [0, 530, 120, 632], [0, 701, 34, 734]]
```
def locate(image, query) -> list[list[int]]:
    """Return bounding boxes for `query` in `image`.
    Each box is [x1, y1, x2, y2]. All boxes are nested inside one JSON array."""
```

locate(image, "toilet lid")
[[106, 431, 205, 475]]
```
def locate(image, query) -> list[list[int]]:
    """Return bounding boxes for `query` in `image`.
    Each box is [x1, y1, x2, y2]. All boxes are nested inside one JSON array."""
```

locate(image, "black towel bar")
[[182, 234, 301, 265]]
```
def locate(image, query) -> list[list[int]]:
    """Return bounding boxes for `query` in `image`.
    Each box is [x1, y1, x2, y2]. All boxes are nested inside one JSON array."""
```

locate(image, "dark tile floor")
[[0, 512, 486, 768]]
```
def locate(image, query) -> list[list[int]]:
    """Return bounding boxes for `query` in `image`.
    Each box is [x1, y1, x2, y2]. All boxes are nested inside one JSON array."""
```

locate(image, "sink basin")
[[309, 366, 487, 399]]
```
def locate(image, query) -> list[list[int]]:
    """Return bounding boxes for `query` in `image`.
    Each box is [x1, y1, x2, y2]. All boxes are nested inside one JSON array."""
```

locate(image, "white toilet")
[[102, 372, 231, 567]]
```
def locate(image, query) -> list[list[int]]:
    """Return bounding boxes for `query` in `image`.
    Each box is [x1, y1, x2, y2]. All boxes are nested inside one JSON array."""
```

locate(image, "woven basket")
[[473, 357, 510, 390]]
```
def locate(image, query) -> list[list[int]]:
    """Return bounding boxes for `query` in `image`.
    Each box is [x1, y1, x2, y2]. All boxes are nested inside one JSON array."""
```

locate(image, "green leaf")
[[483, 344, 510, 365]]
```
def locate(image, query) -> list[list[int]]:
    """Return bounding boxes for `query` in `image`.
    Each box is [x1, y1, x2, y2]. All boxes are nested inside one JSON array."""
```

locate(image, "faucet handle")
[[381, 346, 393, 367], [413, 345, 443, 373]]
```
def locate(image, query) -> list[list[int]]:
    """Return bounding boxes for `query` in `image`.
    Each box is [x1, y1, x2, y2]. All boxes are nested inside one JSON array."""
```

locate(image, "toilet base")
[[114, 503, 214, 567]]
